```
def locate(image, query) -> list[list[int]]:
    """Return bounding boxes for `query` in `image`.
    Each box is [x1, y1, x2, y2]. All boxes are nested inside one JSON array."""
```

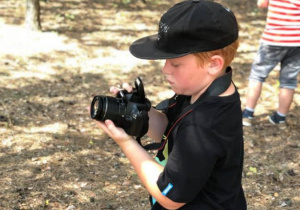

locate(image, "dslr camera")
[[90, 77, 151, 138]]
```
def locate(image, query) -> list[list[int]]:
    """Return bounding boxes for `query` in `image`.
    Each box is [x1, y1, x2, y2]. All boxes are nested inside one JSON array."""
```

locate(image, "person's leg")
[[268, 47, 300, 128], [268, 88, 294, 129], [245, 80, 263, 110], [242, 80, 263, 126], [243, 43, 282, 126], [278, 88, 295, 115], [278, 46, 300, 115]]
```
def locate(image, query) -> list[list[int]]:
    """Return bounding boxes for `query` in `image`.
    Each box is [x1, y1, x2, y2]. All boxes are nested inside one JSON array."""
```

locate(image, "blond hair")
[[193, 39, 239, 69]]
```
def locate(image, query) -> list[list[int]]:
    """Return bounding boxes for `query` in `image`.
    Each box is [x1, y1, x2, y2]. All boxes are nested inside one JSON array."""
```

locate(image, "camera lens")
[[90, 95, 126, 123], [93, 100, 99, 114], [91, 96, 105, 120]]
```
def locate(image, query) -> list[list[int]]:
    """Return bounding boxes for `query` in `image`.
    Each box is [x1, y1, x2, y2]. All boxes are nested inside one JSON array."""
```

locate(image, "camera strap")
[[142, 66, 233, 151]]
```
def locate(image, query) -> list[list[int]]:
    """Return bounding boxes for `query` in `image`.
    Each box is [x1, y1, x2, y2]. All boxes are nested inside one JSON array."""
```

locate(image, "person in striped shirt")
[[243, 0, 300, 129]]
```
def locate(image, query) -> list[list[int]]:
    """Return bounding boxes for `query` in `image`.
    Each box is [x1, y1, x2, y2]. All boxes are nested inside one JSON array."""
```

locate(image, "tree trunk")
[[25, 0, 41, 31]]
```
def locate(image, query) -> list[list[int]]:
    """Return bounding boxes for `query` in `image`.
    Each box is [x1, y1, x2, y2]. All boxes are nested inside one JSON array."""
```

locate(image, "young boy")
[[242, 0, 300, 129], [95, 0, 247, 209]]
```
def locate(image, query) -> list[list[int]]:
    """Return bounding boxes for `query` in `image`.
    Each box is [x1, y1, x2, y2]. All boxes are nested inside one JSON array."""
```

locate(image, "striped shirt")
[[261, 0, 300, 46]]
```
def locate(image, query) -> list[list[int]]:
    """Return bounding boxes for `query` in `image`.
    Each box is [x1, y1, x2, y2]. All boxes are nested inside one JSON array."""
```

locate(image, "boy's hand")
[[94, 81, 139, 144], [99, 82, 134, 144], [95, 114, 135, 146], [110, 82, 133, 95]]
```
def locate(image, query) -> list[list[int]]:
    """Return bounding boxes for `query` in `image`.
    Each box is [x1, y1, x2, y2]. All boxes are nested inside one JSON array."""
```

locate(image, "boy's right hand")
[[110, 82, 133, 95]]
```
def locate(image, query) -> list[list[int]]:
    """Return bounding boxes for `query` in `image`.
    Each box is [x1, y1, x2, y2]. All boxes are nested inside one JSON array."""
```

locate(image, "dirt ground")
[[0, 0, 299, 209]]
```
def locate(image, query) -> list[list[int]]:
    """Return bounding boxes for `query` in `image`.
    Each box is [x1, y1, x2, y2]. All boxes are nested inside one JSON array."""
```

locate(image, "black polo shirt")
[[152, 89, 247, 209]]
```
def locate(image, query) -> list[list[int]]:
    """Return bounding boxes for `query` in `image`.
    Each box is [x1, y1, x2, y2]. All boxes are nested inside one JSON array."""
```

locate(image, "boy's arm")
[[147, 107, 168, 142], [257, 0, 269, 8], [95, 120, 185, 209]]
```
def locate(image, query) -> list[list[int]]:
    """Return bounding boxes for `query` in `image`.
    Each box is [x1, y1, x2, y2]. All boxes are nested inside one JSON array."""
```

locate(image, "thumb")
[[105, 119, 115, 130]]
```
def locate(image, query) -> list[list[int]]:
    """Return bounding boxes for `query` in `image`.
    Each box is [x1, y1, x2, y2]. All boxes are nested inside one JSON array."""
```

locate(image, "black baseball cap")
[[129, 0, 239, 60]]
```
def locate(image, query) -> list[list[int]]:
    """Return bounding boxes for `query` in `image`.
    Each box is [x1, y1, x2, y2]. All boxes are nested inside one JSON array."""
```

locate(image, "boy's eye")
[[171, 63, 180, 67]]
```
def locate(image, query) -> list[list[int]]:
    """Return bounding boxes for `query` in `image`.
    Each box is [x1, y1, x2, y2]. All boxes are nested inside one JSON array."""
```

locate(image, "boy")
[[242, 0, 300, 128], [95, 0, 247, 209]]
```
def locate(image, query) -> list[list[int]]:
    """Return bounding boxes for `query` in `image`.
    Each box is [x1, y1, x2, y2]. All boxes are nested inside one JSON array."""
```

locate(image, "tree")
[[25, 0, 41, 31]]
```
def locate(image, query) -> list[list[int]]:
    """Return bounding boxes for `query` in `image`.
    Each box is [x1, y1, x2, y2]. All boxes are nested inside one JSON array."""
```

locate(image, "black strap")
[[142, 67, 233, 150]]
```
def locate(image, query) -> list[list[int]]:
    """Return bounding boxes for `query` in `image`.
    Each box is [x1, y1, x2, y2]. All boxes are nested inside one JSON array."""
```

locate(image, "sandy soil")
[[0, 0, 299, 209]]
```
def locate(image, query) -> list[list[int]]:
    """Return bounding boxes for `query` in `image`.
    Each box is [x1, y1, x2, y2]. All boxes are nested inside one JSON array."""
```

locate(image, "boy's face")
[[162, 54, 212, 97]]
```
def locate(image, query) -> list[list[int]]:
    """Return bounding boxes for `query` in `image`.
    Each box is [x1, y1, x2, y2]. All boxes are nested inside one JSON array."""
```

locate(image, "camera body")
[[90, 77, 151, 138]]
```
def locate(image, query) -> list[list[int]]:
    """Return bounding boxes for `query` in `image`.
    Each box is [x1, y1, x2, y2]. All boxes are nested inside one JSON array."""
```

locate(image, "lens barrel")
[[90, 95, 126, 123]]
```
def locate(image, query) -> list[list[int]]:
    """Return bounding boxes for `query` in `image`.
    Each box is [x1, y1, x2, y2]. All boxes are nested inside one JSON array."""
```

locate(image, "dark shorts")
[[249, 42, 300, 89]]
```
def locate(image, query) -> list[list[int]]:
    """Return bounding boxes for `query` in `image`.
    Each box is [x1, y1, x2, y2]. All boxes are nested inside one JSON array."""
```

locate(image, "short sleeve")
[[156, 125, 223, 203]]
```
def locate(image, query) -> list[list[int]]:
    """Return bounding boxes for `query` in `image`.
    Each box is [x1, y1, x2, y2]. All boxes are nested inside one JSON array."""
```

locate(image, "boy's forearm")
[[118, 139, 185, 209], [257, 0, 269, 8]]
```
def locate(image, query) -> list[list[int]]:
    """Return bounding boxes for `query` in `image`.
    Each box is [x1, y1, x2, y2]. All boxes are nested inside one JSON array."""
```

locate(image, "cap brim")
[[129, 34, 189, 60]]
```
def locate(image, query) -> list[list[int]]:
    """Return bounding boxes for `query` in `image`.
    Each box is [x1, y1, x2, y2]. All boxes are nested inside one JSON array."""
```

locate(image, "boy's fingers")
[[105, 120, 122, 136], [109, 83, 133, 95], [110, 86, 120, 94], [95, 121, 112, 136], [122, 83, 133, 92], [105, 120, 115, 130]]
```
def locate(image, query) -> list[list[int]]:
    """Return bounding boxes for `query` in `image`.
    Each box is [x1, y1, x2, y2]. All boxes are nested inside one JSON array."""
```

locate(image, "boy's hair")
[[193, 39, 239, 68]]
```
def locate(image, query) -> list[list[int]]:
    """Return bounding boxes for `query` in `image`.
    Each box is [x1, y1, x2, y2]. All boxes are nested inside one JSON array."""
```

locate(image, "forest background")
[[0, 0, 299, 209]]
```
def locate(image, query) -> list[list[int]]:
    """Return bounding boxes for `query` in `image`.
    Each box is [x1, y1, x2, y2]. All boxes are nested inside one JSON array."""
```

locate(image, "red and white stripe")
[[261, 0, 300, 46]]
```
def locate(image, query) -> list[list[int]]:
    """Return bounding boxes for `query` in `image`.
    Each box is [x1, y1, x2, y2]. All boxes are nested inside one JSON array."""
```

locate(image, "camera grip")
[[131, 110, 149, 138]]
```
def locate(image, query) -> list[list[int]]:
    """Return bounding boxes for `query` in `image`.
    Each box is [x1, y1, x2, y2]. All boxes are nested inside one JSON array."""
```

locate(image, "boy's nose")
[[162, 60, 171, 75]]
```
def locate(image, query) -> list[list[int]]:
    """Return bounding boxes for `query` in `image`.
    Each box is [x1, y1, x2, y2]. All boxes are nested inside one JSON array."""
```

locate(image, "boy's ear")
[[208, 55, 224, 76]]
